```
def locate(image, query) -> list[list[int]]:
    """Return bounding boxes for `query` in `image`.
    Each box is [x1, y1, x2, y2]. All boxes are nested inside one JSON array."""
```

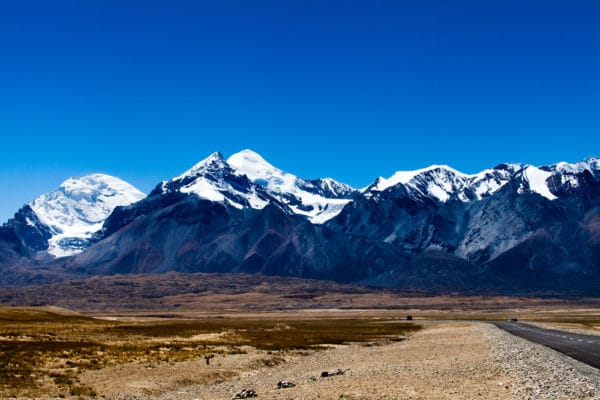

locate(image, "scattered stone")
[[321, 368, 345, 377], [231, 389, 257, 399], [277, 380, 296, 389]]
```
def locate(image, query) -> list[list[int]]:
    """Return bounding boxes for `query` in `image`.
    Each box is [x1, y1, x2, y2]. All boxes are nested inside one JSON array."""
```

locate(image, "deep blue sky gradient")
[[1, 0, 599, 222]]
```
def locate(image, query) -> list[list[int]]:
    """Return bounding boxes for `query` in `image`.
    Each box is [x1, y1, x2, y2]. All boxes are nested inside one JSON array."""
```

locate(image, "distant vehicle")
[[508, 318, 518, 322], [406, 315, 413, 321]]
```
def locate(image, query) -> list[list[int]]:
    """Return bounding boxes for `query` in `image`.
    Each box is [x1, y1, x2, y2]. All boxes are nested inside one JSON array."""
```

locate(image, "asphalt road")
[[494, 321, 600, 369]]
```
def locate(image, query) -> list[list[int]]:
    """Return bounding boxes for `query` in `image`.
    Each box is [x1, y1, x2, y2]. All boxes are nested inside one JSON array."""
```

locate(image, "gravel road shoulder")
[[484, 322, 600, 399]]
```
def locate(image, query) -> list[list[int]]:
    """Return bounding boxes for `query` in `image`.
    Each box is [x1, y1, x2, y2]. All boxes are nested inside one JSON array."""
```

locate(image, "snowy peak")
[[227, 149, 357, 223], [366, 157, 600, 204], [227, 149, 276, 175], [176, 151, 227, 179], [227, 149, 295, 193], [405, 166, 470, 202], [366, 162, 528, 203], [546, 157, 600, 175], [371, 165, 464, 193], [367, 164, 515, 203], [160, 151, 270, 210], [28, 174, 146, 257], [227, 149, 356, 198]]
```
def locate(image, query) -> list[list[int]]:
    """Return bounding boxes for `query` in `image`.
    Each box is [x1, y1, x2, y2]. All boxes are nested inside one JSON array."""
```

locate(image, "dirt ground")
[[76, 322, 511, 400], [3, 288, 600, 400]]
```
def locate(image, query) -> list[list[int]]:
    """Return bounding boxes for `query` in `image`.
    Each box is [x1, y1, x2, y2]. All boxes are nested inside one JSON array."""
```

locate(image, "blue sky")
[[1, 0, 599, 222]]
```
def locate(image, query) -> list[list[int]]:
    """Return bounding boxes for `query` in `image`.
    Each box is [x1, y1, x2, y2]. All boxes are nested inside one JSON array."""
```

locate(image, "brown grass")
[[0, 306, 418, 398]]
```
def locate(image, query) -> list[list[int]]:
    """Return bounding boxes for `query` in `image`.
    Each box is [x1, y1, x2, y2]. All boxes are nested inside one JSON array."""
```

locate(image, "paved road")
[[494, 321, 600, 369]]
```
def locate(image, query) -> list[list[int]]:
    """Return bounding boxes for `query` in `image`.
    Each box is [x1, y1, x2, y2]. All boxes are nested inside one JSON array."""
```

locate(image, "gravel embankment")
[[483, 323, 600, 400]]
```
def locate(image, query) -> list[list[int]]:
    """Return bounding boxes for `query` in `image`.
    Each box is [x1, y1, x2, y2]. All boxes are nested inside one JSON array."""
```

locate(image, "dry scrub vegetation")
[[0, 306, 419, 398]]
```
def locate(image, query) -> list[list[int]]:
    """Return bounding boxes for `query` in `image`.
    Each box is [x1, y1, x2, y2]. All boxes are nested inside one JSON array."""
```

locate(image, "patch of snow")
[[425, 243, 446, 251], [179, 178, 226, 203], [427, 182, 450, 202], [519, 166, 557, 200], [560, 174, 580, 188], [384, 233, 397, 243]]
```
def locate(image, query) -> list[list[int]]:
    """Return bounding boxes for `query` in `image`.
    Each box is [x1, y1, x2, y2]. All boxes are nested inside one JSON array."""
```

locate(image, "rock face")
[[66, 196, 411, 285], [2, 151, 600, 294], [327, 158, 600, 293], [59, 151, 484, 291]]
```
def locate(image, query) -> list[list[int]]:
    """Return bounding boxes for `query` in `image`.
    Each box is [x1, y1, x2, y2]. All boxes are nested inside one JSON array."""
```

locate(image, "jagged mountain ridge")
[[152, 149, 357, 223], [227, 150, 356, 223], [329, 157, 600, 271], [1, 151, 599, 293]]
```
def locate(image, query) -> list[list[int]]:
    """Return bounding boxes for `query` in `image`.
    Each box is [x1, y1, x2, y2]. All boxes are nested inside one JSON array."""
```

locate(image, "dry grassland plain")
[[0, 307, 420, 398], [1, 274, 600, 399]]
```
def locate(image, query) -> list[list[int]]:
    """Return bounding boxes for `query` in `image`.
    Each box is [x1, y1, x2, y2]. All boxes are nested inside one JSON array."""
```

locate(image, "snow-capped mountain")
[[227, 149, 356, 223], [158, 152, 272, 210], [363, 157, 600, 206], [7, 174, 145, 257], [3, 152, 600, 295], [365, 163, 523, 203], [544, 157, 600, 195], [155, 149, 356, 224], [330, 156, 600, 267]]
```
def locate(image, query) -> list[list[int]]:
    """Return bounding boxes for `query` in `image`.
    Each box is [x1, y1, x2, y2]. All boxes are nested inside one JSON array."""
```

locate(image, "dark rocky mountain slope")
[[1, 151, 599, 294]]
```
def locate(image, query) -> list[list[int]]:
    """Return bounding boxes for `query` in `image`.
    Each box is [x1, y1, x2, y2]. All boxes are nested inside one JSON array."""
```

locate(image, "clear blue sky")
[[1, 0, 599, 222]]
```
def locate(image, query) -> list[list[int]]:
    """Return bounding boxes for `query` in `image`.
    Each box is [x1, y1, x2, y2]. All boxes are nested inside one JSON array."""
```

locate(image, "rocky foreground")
[[82, 322, 600, 400]]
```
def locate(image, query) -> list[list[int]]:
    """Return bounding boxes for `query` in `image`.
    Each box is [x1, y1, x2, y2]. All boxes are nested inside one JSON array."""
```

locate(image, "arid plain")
[[2, 273, 600, 399]]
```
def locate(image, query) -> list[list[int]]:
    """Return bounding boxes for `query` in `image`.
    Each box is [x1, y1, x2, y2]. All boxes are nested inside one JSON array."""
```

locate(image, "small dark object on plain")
[[406, 315, 413, 321], [231, 389, 257, 399], [277, 380, 296, 389], [321, 369, 345, 378], [508, 318, 518, 322]]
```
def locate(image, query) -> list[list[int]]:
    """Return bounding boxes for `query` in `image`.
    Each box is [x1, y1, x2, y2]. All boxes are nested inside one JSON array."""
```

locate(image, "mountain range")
[[1, 149, 599, 294]]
